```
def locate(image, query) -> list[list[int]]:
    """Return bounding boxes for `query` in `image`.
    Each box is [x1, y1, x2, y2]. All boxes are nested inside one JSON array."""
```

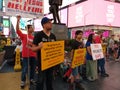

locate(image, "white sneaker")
[[87, 77, 95, 81], [20, 81, 25, 88]]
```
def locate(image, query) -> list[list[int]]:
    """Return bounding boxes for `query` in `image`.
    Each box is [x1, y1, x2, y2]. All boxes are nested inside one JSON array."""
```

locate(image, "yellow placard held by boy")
[[71, 48, 86, 68], [14, 48, 21, 71]]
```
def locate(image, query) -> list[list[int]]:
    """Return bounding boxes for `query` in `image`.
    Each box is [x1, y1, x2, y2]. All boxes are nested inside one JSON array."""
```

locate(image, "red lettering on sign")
[[19, 4, 22, 10], [94, 45, 99, 48], [8, 2, 14, 8], [23, 5, 26, 11], [15, 4, 19, 9], [95, 54, 102, 59], [28, 6, 31, 11], [39, 2, 43, 6], [32, 7, 35, 12], [35, 8, 39, 12], [39, 8, 42, 13]]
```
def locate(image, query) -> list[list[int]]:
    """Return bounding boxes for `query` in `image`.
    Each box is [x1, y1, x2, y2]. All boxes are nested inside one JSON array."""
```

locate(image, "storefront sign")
[[41, 41, 64, 71], [72, 48, 86, 68]]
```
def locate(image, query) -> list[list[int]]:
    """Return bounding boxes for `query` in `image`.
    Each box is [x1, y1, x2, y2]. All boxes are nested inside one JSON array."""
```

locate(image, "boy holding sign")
[[69, 30, 85, 90]]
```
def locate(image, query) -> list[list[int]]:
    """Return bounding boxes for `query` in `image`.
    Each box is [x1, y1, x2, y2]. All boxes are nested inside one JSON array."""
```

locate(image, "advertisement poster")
[[91, 44, 104, 60], [72, 48, 86, 68], [5, 0, 44, 18], [41, 41, 64, 71]]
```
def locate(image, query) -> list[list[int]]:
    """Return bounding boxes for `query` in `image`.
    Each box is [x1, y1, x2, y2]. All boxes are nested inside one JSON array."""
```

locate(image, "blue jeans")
[[97, 58, 106, 74], [21, 57, 36, 82], [36, 68, 53, 90], [72, 67, 79, 76]]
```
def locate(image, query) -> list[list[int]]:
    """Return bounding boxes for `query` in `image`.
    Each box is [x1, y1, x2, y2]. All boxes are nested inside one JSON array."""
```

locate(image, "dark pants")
[[36, 68, 53, 90], [117, 48, 120, 59], [97, 58, 106, 74], [21, 57, 36, 82]]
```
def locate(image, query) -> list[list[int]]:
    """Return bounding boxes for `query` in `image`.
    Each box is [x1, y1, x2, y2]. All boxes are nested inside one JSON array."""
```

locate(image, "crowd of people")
[[5, 15, 120, 90]]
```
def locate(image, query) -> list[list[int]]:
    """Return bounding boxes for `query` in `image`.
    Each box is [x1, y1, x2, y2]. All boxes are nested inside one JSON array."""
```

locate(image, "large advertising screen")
[[93, 0, 120, 27], [68, 0, 120, 28], [68, 1, 93, 28]]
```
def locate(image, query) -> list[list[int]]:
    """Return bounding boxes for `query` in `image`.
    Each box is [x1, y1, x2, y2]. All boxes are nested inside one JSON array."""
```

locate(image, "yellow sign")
[[6, 38, 11, 46], [14, 48, 21, 71], [41, 41, 64, 71], [71, 48, 86, 68], [102, 45, 106, 54]]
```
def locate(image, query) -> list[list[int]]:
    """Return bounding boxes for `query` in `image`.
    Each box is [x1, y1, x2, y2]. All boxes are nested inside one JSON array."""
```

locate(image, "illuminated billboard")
[[68, 0, 120, 28]]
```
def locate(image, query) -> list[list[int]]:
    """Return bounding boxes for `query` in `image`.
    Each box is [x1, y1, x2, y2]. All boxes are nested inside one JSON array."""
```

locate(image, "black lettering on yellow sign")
[[41, 41, 64, 71], [14, 48, 21, 71]]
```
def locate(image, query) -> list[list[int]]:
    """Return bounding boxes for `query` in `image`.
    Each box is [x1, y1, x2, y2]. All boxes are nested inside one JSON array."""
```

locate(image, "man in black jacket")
[[30, 17, 56, 90]]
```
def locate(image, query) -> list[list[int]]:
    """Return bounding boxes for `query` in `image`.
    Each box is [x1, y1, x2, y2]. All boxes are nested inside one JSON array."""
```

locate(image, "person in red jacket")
[[16, 16, 36, 89]]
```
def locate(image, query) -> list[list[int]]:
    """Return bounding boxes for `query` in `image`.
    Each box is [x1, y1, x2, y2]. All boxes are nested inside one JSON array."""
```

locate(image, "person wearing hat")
[[29, 17, 56, 90]]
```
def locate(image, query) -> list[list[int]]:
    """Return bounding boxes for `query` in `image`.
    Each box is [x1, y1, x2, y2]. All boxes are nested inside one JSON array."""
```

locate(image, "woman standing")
[[86, 33, 98, 81]]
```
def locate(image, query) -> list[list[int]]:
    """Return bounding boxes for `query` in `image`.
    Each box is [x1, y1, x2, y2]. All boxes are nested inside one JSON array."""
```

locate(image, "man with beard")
[[29, 17, 56, 90]]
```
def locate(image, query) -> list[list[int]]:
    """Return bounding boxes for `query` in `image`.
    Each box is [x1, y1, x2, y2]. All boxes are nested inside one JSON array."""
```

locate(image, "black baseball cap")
[[41, 17, 53, 26]]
